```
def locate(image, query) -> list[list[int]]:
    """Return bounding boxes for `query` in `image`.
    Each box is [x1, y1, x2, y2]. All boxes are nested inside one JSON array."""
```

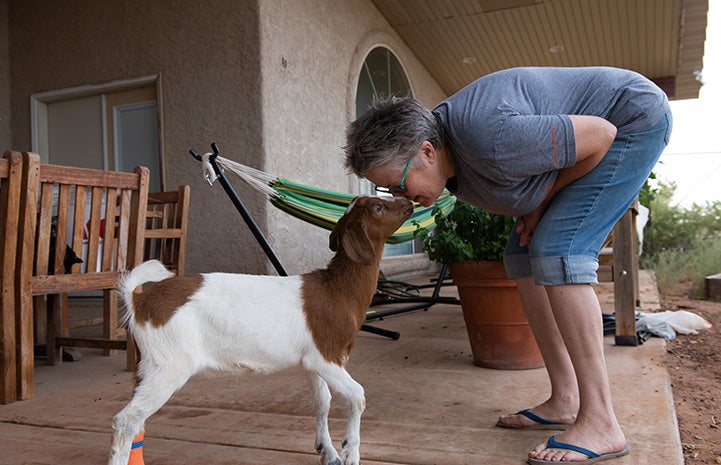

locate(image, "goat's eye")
[[375, 203, 383, 213]]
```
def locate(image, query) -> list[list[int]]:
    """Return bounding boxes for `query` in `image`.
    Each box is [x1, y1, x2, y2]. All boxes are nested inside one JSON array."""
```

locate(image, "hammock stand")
[[189, 143, 460, 340]]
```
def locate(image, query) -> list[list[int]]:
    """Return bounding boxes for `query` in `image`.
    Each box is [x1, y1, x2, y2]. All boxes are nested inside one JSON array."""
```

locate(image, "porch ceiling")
[[372, 0, 708, 100]]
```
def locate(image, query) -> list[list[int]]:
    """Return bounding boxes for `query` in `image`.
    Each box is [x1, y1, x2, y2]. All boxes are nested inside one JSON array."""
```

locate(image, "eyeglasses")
[[375, 158, 412, 195]]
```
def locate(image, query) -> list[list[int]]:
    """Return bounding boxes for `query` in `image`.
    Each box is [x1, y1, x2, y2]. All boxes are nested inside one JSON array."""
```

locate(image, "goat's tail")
[[118, 260, 174, 327]]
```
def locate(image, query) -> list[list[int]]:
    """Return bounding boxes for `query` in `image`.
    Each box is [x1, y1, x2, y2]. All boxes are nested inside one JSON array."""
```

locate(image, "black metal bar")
[[190, 144, 288, 277], [371, 295, 460, 307], [366, 303, 435, 320], [369, 265, 460, 312], [431, 264, 451, 299], [359, 324, 400, 340]]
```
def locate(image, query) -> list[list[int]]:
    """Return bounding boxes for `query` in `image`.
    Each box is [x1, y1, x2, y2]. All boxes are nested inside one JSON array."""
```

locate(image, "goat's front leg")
[[109, 365, 192, 465], [308, 373, 341, 465], [316, 364, 365, 465]]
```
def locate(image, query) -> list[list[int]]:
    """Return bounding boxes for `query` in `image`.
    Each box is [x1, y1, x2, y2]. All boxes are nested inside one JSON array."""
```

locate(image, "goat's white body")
[[133, 273, 313, 374], [109, 197, 414, 465]]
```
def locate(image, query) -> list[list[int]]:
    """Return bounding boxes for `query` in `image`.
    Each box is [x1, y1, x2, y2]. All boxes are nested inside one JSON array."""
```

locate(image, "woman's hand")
[[517, 207, 544, 247]]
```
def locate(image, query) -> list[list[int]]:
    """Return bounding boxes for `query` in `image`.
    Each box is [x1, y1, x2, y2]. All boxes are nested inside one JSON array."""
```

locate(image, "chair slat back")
[[0, 152, 24, 404], [144, 185, 190, 275], [28, 162, 150, 293]]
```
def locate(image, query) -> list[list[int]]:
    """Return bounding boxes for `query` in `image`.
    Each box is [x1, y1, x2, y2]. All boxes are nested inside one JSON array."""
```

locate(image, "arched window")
[[355, 47, 418, 256], [355, 47, 412, 118]]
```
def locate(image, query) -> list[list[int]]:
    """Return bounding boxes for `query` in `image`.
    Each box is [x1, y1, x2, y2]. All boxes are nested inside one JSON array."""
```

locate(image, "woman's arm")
[[516, 115, 617, 246]]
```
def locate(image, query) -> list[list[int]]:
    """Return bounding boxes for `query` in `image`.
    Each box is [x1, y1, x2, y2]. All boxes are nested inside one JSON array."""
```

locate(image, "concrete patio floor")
[[0, 271, 682, 465]]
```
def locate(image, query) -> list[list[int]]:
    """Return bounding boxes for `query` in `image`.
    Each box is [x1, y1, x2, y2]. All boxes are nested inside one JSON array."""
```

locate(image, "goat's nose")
[[395, 198, 414, 213]]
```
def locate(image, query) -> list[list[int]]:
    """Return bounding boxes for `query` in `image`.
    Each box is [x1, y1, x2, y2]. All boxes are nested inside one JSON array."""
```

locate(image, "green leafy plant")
[[638, 171, 658, 208], [641, 180, 721, 298], [413, 200, 516, 264]]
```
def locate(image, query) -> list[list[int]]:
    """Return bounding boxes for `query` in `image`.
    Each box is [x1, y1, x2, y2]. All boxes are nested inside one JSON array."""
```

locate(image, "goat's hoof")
[[318, 452, 341, 465], [341, 447, 360, 465], [316, 442, 341, 465]]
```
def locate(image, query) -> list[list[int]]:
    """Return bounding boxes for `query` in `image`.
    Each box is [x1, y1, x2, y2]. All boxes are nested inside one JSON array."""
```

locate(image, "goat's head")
[[329, 196, 414, 265]]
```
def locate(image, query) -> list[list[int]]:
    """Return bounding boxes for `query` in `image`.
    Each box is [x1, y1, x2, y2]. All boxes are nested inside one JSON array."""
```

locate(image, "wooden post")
[[613, 208, 638, 346], [0, 152, 23, 404], [16, 152, 40, 399]]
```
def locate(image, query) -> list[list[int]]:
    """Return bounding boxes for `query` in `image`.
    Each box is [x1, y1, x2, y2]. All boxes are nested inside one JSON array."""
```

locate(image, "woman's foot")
[[528, 421, 627, 463], [497, 402, 577, 430], [497, 408, 573, 430]]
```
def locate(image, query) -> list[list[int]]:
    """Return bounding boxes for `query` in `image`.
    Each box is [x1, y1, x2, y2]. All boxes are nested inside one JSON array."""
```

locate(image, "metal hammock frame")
[[190, 143, 459, 340]]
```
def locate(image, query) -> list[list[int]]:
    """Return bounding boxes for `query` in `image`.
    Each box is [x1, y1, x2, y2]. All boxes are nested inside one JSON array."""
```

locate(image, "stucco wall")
[[0, 0, 10, 150], [6, 0, 446, 276], [259, 0, 446, 274], [7, 0, 266, 274]]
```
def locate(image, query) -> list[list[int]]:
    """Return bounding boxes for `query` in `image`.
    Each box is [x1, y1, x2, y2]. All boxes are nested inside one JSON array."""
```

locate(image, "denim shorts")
[[503, 110, 672, 286]]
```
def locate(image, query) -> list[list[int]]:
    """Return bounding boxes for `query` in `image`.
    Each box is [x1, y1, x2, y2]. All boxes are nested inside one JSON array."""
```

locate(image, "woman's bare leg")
[[529, 283, 627, 462], [497, 276, 579, 428]]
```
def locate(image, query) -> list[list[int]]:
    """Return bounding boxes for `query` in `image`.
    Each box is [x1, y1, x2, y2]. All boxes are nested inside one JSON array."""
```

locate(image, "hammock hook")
[[188, 146, 222, 185]]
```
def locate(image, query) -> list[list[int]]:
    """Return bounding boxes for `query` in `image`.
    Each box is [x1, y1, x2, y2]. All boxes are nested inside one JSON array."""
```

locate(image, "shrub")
[[642, 181, 721, 297]]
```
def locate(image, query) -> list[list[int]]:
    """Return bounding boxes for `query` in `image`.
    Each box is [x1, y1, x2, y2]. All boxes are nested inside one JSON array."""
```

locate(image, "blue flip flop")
[[496, 409, 571, 430], [527, 434, 631, 464]]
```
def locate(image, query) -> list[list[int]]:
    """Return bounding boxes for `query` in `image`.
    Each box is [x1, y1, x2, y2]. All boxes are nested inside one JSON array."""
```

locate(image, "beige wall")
[[259, 0, 445, 274], [7, 0, 266, 274], [0, 0, 10, 150], [5, 0, 445, 275]]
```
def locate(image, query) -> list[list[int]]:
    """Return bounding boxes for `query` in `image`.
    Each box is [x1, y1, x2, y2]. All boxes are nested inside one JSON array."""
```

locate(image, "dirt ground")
[[659, 282, 721, 464]]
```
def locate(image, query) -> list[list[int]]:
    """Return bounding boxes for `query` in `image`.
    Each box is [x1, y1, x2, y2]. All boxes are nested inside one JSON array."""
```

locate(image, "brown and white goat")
[[108, 196, 414, 465]]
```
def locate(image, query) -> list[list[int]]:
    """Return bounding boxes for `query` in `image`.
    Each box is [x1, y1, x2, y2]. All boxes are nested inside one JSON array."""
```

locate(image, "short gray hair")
[[344, 97, 444, 177]]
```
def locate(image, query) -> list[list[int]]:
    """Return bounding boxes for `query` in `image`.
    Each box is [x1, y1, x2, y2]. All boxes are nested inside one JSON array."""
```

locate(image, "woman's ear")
[[420, 140, 437, 163]]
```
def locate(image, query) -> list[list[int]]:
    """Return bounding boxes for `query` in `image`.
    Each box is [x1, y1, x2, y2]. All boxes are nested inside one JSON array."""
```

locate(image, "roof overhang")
[[372, 0, 709, 100]]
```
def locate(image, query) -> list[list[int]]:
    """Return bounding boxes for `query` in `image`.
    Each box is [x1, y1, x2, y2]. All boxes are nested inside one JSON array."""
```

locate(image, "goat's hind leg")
[[315, 364, 365, 465], [108, 367, 191, 465], [308, 373, 341, 465]]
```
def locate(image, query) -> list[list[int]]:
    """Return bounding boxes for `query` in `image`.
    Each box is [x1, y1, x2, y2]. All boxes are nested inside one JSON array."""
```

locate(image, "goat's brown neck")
[[325, 250, 380, 322], [300, 245, 383, 365]]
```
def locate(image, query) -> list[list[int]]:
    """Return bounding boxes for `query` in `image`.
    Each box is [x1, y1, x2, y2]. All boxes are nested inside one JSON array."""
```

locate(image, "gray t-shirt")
[[433, 66, 670, 216]]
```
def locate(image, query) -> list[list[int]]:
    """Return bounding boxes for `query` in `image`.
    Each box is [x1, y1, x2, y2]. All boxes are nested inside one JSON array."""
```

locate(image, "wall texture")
[[5, 0, 445, 275], [259, 0, 445, 274], [7, 0, 266, 274]]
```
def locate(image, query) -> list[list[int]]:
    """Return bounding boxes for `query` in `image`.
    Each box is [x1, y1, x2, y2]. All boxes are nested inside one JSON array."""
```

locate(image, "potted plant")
[[415, 200, 544, 369]]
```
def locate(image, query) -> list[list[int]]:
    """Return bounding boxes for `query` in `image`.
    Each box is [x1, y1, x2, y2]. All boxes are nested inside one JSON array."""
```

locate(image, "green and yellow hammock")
[[208, 155, 455, 244]]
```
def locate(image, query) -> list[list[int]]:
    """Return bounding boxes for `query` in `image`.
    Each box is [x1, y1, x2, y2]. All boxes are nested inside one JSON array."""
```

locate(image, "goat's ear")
[[336, 219, 377, 266], [329, 215, 347, 252], [330, 198, 358, 252], [329, 230, 340, 251]]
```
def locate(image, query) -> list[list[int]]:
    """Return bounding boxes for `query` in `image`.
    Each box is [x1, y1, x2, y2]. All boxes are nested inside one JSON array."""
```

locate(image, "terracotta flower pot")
[[449, 261, 544, 370]]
